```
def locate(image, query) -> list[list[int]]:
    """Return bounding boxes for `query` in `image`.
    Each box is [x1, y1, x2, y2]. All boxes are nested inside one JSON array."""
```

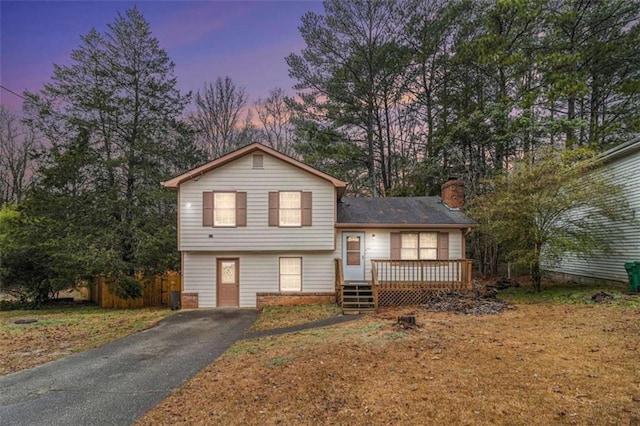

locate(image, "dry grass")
[[138, 298, 640, 425], [249, 303, 342, 332], [0, 305, 173, 376]]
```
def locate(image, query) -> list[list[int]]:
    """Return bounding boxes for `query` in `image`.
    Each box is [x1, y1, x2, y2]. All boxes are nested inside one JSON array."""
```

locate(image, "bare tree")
[[191, 76, 247, 158], [254, 87, 296, 156], [0, 106, 37, 204]]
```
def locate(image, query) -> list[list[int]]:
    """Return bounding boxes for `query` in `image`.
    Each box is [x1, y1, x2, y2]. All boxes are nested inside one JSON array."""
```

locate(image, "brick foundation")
[[256, 292, 336, 309], [180, 292, 199, 309]]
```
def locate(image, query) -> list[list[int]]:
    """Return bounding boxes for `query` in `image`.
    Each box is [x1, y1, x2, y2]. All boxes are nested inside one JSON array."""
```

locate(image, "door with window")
[[217, 259, 239, 307], [342, 232, 365, 281]]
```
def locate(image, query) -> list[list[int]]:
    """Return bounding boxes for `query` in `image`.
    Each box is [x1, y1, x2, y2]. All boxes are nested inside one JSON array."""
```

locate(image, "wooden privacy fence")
[[85, 272, 181, 308]]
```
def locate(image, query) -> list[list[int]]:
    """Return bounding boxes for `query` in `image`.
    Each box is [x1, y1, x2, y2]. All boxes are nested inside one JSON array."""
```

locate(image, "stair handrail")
[[371, 260, 379, 286], [334, 258, 344, 287]]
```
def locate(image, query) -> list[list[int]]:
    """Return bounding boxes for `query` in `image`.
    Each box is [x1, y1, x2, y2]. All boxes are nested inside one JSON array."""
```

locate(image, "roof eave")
[[161, 142, 349, 190], [599, 137, 640, 164], [335, 223, 478, 229]]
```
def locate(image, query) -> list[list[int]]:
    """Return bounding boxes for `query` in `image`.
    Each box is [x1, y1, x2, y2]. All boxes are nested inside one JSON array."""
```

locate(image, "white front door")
[[342, 232, 365, 281]]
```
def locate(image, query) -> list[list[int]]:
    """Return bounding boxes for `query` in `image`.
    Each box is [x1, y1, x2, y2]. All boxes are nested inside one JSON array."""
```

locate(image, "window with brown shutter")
[[202, 192, 213, 226], [437, 232, 449, 260], [268, 191, 312, 227], [202, 191, 246, 227], [236, 192, 247, 227], [301, 192, 312, 226], [268, 192, 279, 226], [391, 232, 449, 260], [390, 233, 401, 260]]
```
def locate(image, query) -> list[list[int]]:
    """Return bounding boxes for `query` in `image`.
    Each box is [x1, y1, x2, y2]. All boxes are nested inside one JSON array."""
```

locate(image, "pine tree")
[[23, 7, 204, 296]]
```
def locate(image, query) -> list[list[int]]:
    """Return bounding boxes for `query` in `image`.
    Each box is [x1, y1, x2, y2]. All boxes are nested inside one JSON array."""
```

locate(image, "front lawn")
[[138, 285, 640, 425], [0, 305, 173, 376], [249, 303, 342, 332], [498, 280, 639, 306]]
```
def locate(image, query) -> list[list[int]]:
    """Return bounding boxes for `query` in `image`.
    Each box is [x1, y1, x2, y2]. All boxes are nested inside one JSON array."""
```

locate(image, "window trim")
[[268, 191, 312, 227], [202, 191, 247, 228], [279, 257, 302, 292], [394, 231, 447, 260], [278, 191, 302, 227], [213, 191, 237, 227], [400, 232, 438, 260]]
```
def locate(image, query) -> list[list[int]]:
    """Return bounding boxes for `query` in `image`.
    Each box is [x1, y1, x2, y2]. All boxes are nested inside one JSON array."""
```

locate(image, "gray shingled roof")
[[337, 196, 477, 226]]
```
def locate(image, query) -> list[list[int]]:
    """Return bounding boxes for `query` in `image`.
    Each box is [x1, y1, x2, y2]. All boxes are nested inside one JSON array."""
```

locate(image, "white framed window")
[[279, 191, 301, 227], [214, 192, 236, 226], [279, 257, 302, 291], [419, 232, 438, 259], [401, 232, 438, 260]]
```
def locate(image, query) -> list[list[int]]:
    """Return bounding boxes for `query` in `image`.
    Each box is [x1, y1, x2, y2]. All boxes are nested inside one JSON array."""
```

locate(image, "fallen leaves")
[[138, 304, 640, 425], [422, 290, 514, 315], [0, 306, 172, 375]]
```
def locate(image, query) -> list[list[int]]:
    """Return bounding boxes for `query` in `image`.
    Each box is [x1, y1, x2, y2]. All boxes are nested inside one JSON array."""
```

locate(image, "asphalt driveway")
[[0, 309, 257, 426]]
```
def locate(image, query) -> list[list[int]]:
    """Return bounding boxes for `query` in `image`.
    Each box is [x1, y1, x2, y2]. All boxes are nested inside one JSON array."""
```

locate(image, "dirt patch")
[[422, 290, 513, 315], [138, 304, 640, 425], [0, 306, 173, 376]]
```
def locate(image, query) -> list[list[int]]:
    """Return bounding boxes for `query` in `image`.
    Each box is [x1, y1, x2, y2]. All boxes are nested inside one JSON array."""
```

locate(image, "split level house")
[[162, 143, 477, 311]]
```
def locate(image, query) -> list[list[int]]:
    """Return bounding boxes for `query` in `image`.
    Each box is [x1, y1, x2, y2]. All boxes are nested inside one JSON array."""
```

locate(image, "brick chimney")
[[441, 178, 465, 209]]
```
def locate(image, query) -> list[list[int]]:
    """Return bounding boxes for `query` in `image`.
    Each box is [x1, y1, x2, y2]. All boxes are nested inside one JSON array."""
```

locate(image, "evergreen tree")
[[23, 7, 204, 297], [287, 0, 412, 195]]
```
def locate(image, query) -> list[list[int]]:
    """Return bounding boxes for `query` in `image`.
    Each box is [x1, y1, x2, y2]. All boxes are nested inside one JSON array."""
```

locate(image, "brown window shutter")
[[236, 192, 247, 227], [301, 192, 312, 226], [390, 232, 401, 260], [202, 192, 213, 227], [268, 192, 279, 226], [438, 232, 449, 260]]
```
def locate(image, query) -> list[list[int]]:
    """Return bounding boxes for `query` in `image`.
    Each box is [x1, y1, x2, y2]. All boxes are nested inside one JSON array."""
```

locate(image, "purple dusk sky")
[[0, 0, 324, 113]]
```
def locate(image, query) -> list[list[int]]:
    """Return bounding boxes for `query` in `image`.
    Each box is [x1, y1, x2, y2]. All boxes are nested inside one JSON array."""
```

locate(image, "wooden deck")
[[335, 259, 473, 311]]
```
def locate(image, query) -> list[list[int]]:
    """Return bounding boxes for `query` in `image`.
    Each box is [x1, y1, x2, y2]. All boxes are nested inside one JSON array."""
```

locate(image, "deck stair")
[[342, 281, 375, 314]]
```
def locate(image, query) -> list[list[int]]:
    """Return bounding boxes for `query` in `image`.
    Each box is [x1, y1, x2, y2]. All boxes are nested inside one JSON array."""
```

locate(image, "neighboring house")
[[546, 138, 640, 286], [162, 143, 476, 310]]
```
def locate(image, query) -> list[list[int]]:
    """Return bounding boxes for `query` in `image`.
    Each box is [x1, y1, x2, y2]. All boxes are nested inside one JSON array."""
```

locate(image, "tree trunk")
[[566, 96, 576, 149]]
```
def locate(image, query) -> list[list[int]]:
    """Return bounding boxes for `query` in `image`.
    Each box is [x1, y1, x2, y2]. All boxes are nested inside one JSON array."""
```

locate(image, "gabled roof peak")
[[162, 142, 348, 196]]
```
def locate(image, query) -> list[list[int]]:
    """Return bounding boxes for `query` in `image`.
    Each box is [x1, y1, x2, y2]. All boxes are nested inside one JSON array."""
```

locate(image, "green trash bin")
[[624, 262, 640, 292], [634, 262, 640, 292]]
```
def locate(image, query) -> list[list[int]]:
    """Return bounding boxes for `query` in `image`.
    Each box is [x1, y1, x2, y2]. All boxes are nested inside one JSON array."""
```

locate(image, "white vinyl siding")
[[546, 143, 640, 283], [337, 229, 463, 281], [183, 252, 217, 307], [178, 153, 335, 251], [183, 252, 335, 308]]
